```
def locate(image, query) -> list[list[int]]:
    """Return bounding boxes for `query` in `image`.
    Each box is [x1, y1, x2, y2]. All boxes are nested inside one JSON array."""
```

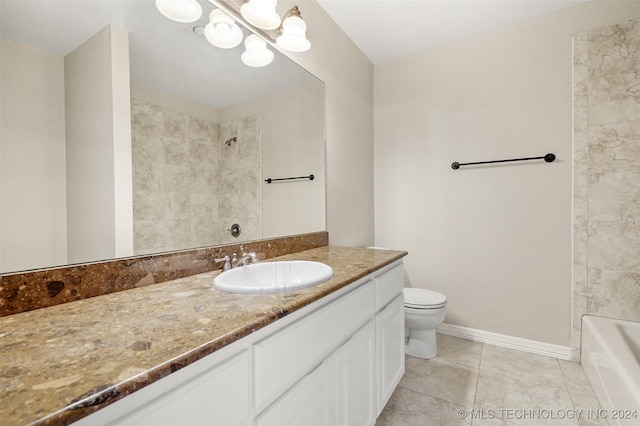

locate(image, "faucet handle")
[[214, 255, 231, 271]]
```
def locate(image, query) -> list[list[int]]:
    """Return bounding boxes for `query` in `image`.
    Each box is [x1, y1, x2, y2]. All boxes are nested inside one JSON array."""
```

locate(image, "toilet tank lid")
[[403, 287, 447, 306]]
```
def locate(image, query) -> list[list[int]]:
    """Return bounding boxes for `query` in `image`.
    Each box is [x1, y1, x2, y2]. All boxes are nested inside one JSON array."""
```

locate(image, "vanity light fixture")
[[157, 0, 311, 67], [155, 0, 203, 23], [275, 6, 310, 52], [240, 0, 281, 30], [204, 9, 244, 48], [241, 34, 274, 67]]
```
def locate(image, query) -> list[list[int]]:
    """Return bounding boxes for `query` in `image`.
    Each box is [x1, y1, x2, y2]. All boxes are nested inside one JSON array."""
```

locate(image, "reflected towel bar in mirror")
[[265, 174, 315, 184], [451, 153, 555, 170]]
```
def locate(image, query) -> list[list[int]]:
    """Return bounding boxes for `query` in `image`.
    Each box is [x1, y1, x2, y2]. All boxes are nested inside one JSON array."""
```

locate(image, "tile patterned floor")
[[376, 335, 609, 426]]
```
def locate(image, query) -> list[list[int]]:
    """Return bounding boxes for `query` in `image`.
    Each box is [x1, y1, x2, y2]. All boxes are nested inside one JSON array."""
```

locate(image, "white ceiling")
[[315, 0, 590, 64]]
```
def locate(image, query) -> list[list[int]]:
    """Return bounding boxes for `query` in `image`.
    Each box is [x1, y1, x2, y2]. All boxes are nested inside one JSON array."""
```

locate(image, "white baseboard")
[[437, 323, 572, 361]]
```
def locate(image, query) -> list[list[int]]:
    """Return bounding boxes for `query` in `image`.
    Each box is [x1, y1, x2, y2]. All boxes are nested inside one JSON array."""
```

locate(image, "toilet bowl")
[[403, 288, 447, 359]]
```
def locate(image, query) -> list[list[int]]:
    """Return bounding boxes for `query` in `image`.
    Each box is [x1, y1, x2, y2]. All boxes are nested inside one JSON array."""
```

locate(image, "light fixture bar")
[[208, 0, 278, 43]]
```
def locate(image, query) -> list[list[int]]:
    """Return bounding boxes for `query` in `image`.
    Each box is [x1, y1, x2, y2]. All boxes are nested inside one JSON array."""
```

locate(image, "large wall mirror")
[[0, 0, 326, 274]]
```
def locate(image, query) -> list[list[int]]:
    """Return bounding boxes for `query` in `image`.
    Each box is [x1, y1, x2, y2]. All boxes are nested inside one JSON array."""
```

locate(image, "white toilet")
[[403, 287, 447, 359]]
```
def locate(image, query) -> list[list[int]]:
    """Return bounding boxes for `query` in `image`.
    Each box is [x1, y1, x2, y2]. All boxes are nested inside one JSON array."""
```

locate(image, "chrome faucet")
[[231, 251, 259, 268]]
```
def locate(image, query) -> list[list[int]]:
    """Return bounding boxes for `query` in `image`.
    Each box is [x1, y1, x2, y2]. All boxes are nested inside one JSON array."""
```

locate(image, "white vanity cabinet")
[[77, 261, 405, 426]]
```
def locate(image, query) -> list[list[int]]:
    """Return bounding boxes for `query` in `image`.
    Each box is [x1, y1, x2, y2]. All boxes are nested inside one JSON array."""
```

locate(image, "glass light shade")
[[240, 0, 281, 30], [155, 0, 202, 23], [241, 34, 274, 67], [276, 15, 310, 52], [204, 9, 243, 49]]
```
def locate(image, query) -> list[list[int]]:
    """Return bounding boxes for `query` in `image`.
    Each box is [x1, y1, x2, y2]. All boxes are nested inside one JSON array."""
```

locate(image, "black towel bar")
[[265, 174, 314, 184], [451, 153, 555, 170]]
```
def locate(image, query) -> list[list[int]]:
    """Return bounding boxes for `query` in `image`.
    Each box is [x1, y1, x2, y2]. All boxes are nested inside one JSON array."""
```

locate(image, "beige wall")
[[0, 39, 67, 273], [374, 1, 640, 348], [277, 0, 375, 247], [220, 81, 325, 239], [65, 25, 133, 264], [131, 81, 220, 123], [111, 27, 134, 258]]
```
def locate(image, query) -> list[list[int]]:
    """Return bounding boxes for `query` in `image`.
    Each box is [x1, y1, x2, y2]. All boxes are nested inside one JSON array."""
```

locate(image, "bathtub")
[[581, 315, 640, 425]]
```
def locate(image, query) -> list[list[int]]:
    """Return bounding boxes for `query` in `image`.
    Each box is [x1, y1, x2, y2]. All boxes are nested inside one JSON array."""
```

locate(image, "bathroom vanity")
[[0, 246, 406, 425]]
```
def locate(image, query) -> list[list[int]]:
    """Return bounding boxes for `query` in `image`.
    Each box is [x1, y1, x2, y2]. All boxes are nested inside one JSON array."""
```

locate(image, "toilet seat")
[[403, 288, 446, 309]]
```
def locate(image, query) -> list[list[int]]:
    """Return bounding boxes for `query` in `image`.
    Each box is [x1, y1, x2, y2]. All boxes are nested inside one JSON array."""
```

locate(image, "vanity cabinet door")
[[376, 294, 405, 416], [255, 357, 336, 426], [335, 319, 376, 426]]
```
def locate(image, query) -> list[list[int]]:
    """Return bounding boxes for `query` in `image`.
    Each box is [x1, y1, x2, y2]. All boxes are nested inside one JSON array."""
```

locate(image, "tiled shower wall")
[[131, 99, 261, 255], [573, 20, 640, 360], [217, 116, 262, 245]]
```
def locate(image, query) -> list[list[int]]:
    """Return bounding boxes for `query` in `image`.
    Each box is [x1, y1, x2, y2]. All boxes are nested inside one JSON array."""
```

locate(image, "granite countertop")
[[0, 246, 407, 425]]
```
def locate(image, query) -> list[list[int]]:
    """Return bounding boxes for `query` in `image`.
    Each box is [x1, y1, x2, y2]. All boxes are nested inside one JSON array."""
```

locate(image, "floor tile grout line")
[[470, 342, 484, 426], [394, 381, 477, 409], [476, 344, 570, 391], [559, 359, 604, 401], [474, 367, 570, 392], [557, 358, 576, 404], [559, 360, 610, 426], [403, 352, 481, 409], [556, 357, 587, 424]]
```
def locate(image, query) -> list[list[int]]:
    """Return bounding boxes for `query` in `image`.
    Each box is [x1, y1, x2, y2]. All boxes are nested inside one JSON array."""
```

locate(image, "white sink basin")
[[213, 261, 334, 294]]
